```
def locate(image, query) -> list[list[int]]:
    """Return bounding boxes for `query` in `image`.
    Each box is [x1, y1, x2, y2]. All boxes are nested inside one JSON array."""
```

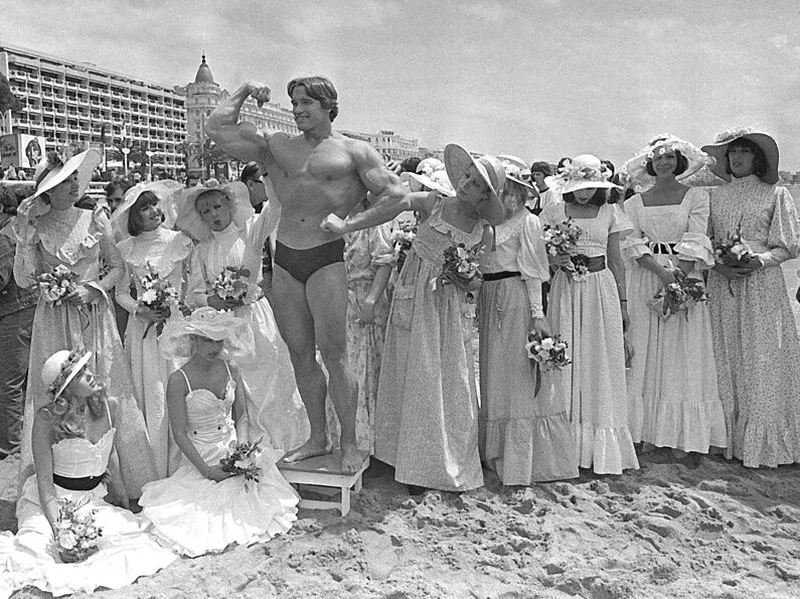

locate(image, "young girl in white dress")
[[138, 307, 298, 557], [0, 349, 176, 598]]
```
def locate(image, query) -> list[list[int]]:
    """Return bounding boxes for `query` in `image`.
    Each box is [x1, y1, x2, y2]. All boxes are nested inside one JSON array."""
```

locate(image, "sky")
[[4, 0, 800, 170]]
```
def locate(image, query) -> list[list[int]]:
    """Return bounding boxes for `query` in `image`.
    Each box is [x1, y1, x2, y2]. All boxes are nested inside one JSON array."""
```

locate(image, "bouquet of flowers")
[[392, 222, 417, 273], [54, 498, 103, 563], [219, 437, 263, 484], [648, 269, 708, 320], [36, 264, 79, 305], [139, 262, 179, 337], [209, 266, 252, 302], [712, 227, 754, 268], [525, 332, 572, 396], [441, 242, 482, 287], [542, 218, 582, 257]]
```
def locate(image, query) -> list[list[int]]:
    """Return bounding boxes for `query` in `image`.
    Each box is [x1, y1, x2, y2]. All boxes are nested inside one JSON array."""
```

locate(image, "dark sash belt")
[[652, 243, 677, 255], [53, 473, 105, 491], [570, 255, 606, 273], [483, 271, 521, 282]]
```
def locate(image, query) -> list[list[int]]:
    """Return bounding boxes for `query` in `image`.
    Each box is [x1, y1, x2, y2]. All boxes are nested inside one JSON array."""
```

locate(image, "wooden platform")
[[277, 449, 369, 516]]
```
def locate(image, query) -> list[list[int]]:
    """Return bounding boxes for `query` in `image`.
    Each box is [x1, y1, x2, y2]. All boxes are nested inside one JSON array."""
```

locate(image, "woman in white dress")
[[478, 158, 577, 484], [112, 181, 193, 478], [176, 181, 309, 452], [0, 349, 176, 598], [139, 308, 298, 557], [620, 135, 727, 465], [540, 154, 639, 475]]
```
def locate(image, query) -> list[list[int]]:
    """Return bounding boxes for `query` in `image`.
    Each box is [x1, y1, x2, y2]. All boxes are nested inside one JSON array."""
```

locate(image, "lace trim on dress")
[[36, 209, 100, 266], [427, 196, 486, 246], [493, 209, 528, 246], [118, 229, 193, 274]]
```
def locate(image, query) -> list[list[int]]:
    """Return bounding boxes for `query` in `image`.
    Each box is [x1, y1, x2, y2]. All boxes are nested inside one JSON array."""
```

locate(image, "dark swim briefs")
[[274, 238, 345, 283]]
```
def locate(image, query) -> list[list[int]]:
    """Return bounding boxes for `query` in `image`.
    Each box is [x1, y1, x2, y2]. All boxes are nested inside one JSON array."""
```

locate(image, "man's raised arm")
[[206, 81, 273, 164]]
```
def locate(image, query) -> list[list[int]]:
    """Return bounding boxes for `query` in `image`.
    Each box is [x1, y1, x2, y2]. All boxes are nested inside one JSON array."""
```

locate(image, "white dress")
[[117, 227, 193, 477], [539, 202, 639, 475], [139, 365, 298, 557], [622, 189, 727, 453], [186, 216, 309, 453], [0, 426, 176, 598]]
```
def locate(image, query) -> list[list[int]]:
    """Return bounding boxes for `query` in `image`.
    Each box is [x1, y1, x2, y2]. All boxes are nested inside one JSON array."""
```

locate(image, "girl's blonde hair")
[[43, 375, 106, 441]]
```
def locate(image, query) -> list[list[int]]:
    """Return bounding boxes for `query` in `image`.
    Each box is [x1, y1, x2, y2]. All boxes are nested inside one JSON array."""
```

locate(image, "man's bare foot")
[[281, 438, 334, 464], [341, 442, 363, 474]]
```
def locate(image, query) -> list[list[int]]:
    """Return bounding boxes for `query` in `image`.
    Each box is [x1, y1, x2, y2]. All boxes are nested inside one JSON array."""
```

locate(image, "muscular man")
[[207, 76, 406, 473]]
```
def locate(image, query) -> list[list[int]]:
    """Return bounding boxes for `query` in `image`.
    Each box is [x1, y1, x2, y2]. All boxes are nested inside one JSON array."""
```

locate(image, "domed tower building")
[[183, 54, 299, 179]]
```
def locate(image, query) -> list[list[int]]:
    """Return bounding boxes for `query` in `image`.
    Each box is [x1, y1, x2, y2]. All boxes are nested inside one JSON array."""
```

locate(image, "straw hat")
[[498, 155, 533, 189], [110, 180, 183, 239], [31, 149, 102, 202], [403, 157, 455, 197], [621, 134, 712, 189], [444, 144, 505, 225], [174, 181, 253, 242], [701, 127, 779, 185], [549, 154, 621, 195], [41, 348, 92, 399], [158, 306, 255, 361]]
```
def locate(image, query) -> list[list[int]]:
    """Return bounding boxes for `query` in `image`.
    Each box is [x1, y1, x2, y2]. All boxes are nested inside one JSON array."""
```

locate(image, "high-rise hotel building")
[[0, 40, 186, 173]]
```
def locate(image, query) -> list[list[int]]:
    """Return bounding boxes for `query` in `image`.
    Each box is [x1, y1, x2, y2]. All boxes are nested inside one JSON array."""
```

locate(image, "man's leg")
[[306, 262, 362, 473], [271, 265, 333, 460], [0, 306, 34, 459]]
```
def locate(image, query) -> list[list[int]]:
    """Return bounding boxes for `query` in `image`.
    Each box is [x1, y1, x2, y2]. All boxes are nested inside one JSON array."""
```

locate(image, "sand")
[[1, 264, 799, 599]]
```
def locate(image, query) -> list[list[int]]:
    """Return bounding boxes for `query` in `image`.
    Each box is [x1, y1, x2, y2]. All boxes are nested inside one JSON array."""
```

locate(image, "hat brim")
[[557, 180, 622, 195], [444, 144, 504, 226], [621, 136, 712, 189], [701, 132, 779, 185], [158, 308, 255, 360], [32, 150, 102, 201], [406, 172, 455, 197], [174, 182, 253, 242], [56, 350, 93, 398], [111, 180, 182, 239]]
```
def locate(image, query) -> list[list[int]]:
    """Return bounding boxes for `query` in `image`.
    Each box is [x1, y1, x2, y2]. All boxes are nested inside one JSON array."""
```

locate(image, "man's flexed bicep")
[[206, 81, 275, 165]]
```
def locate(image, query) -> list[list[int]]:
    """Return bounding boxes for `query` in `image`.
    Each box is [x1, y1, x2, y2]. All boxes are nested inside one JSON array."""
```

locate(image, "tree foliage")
[[0, 73, 23, 113]]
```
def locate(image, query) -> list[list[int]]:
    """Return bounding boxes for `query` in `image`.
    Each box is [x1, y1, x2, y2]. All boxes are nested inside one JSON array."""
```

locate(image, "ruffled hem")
[[674, 232, 714, 267], [484, 414, 579, 483], [621, 236, 651, 263], [732, 412, 800, 468], [642, 395, 727, 453], [575, 422, 640, 474]]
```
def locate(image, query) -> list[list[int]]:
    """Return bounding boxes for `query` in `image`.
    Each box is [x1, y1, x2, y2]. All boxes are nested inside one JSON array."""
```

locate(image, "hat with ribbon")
[[110, 180, 183, 239], [158, 306, 255, 360], [621, 134, 712, 189], [174, 181, 253, 242], [41, 347, 93, 399], [549, 154, 621, 195], [403, 157, 455, 197]]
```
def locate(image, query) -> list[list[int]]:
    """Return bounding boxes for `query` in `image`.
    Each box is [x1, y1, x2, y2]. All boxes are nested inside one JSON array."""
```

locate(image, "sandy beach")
[[2, 267, 799, 599]]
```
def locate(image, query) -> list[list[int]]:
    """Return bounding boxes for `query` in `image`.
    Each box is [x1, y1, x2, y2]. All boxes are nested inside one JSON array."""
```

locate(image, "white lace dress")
[[117, 227, 193, 477], [375, 196, 485, 491], [139, 365, 298, 557], [186, 216, 309, 453], [622, 189, 727, 453], [0, 427, 176, 598], [539, 202, 639, 475]]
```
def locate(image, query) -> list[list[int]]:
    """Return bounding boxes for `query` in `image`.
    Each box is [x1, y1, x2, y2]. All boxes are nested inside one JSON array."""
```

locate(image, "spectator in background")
[[75, 193, 98, 211], [105, 180, 126, 214], [0, 185, 38, 460], [400, 156, 421, 174], [240, 161, 276, 300], [528, 161, 560, 214], [186, 173, 200, 188]]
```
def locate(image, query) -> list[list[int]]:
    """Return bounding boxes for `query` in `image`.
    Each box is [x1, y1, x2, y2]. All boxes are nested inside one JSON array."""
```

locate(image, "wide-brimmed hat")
[[110, 180, 183, 239], [549, 154, 621, 195], [158, 306, 254, 361], [444, 144, 505, 226], [403, 157, 455, 197], [621, 134, 712, 189], [41, 348, 92, 399], [701, 128, 779, 185], [498, 155, 533, 189], [32, 149, 101, 202], [174, 181, 253, 242]]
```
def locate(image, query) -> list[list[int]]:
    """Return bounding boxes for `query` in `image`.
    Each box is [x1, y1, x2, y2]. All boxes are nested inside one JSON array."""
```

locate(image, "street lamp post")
[[145, 149, 154, 181], [121, 147, 130, 177]]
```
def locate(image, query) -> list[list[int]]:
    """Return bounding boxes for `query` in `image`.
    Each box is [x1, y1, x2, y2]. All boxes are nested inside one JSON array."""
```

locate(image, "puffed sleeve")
[[757, 186, 800, 267], [369, 222, 396, 268], [609, 203, 633, 235], [620, 195, 651, 263], [186, 245, 210, 308], [247, 199, 281, 255], [672, 188, 715, 267], [13, 229, 41, 289], [518, 214, 549, 318]]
